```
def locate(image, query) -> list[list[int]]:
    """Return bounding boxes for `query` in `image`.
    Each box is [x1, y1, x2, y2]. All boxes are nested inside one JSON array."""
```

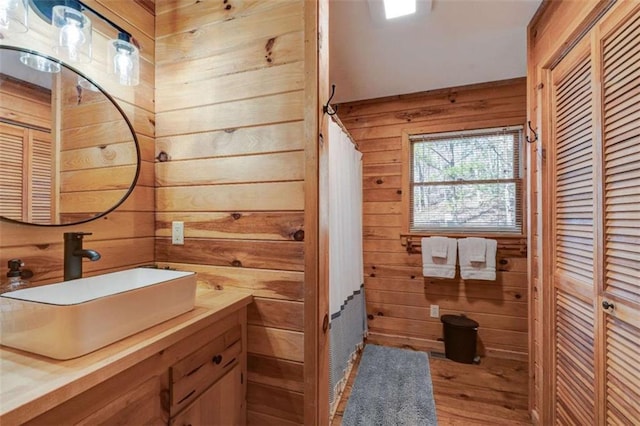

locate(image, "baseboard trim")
[[366, 332, 528, 362]]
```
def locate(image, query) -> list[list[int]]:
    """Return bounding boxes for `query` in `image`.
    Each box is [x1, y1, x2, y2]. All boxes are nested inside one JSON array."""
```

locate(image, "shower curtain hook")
[[323, 84, 338, 116]]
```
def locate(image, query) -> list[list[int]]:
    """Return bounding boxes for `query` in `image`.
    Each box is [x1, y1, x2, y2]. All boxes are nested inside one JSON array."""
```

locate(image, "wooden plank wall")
[[0, 1, 155, 285], [0, 76, 51, 129], [0, 77, 52, 222], [154, 2, 306, 424], [337, 78, 529, 359], [58, 71, 138, 222]]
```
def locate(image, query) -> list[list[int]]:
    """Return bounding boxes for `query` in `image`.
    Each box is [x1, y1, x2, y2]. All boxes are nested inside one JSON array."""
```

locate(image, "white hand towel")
[[458, 238, 497, 281], [430, 236, 449, 258], [421, 237, 457, 279], [465, 237, 487, 262]]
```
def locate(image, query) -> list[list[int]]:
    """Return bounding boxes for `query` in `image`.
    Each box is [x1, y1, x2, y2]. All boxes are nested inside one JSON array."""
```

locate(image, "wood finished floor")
[[331, 344, 531, 426]]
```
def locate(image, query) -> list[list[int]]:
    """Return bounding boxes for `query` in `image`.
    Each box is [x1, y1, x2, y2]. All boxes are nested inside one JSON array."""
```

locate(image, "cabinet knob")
[[212, 354, 223, 365], [602, 300, 615, 310]]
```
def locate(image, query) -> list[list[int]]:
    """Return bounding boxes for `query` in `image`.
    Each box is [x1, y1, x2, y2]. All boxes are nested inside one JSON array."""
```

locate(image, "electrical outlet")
[[172, 221, 184, 245], [430, 304, 439, 318]]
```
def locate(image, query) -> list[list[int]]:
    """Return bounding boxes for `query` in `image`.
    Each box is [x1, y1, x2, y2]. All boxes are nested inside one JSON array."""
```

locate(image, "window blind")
[[409, 126, 523, 233]]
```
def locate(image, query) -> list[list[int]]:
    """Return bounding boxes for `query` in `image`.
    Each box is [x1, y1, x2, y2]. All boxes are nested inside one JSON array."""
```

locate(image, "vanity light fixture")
[[0, 0, 28, 33], [29, 0, 140, 86]]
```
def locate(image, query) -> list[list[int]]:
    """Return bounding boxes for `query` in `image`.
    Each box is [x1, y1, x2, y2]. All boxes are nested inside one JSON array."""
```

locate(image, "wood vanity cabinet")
[[170, 364, 243, 426], [168, 323, 244, 423], [25, 307, 247, 426]]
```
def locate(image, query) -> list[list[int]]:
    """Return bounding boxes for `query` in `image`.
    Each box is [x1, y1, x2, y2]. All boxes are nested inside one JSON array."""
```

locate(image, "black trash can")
[[440, 314, 479, 364]]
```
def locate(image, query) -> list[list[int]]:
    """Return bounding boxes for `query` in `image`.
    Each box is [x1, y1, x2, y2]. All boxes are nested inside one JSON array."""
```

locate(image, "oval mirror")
[[0, 46, 139, 226]]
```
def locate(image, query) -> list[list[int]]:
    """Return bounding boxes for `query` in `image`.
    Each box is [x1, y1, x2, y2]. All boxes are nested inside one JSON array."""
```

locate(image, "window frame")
[[401, 125, 526, 238]]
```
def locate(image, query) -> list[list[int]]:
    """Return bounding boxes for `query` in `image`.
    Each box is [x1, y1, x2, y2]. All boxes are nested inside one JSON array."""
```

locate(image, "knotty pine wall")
[[338, 78, 529, 359], [0, 1, 155, 284], [0, 77, 52, 223], [154, 2, 307, 424], [0, 76, 51, 129], [59, 71, 139, 223]]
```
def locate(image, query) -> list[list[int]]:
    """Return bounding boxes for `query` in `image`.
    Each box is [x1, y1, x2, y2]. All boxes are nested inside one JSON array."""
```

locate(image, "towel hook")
[[526, 120, 538, 144], [323, 84, 338, 116]]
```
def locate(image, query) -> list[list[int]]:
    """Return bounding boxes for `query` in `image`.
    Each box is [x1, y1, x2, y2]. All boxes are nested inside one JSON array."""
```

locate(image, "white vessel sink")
[[0, 268, 196, 360]]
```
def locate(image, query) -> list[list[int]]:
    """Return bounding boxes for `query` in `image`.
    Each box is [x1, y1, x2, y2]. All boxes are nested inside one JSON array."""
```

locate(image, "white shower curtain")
[[328, 118, 366, 410]]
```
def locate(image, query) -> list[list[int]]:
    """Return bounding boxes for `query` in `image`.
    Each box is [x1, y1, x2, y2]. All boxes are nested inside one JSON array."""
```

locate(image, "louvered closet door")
[[599, 4, 640, 423], [0, 122, 54, 223], [0, 122, 26, 221], [549, 36, 597, 425], [30, 129, 54, 224]]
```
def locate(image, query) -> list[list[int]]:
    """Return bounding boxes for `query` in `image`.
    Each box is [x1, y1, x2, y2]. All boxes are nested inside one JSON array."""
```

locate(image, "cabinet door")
[[549, 35, 598, 424], [170, 324, 242, 416], [598, 3, 640, 423], [25, 373, 169, 426], [170, 363, 244, 426], [75, 375, 168, 426]]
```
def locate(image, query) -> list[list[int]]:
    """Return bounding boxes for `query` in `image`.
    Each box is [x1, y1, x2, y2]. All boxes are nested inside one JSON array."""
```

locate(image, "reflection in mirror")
[[0, 46, 139, 226]]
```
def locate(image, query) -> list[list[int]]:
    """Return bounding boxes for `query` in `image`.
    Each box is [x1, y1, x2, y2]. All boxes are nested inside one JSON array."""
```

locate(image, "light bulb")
[[59, 20, 85, 61], [108, 36, 139, 86], [114, 47, 133, 85]]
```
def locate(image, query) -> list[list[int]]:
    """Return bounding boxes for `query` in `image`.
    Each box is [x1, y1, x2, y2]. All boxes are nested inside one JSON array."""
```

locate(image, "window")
[[406, 126, 523, 233]]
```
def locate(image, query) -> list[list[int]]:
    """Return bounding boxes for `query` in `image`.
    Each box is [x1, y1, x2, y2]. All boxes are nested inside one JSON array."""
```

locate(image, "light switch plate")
[[172, 221, 184, 245], [430, 304, 439, 318]]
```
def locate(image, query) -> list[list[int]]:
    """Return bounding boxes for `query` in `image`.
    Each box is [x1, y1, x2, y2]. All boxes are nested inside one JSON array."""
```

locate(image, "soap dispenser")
[[4, 259, 30, 292]]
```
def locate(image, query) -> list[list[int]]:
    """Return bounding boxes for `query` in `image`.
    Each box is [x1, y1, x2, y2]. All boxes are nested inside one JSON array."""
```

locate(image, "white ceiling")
[[329, 0, 542, 103]]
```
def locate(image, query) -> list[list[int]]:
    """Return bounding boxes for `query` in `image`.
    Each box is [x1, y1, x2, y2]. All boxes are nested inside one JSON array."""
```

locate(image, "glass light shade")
[[0, 0, 28, 33], [52, 5, 91, 63], [19, 52, 61, 73], [108, 38, 140, 86]]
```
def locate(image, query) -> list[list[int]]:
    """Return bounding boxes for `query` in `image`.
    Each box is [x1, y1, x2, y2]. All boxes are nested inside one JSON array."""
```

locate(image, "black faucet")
[[64, 232, 101, 281]]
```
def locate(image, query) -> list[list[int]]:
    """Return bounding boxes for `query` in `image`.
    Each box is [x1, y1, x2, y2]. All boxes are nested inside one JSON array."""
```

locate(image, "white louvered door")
[[549, 35, 598, 424], [598, 3, 640, 423]]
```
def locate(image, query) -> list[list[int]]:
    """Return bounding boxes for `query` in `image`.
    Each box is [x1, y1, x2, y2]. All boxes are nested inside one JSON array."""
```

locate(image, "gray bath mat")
[[342, 344, 438, 426]]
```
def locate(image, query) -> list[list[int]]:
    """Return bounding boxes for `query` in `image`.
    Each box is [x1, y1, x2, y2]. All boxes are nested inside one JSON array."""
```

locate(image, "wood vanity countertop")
[[0, 288, 252, 425]]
